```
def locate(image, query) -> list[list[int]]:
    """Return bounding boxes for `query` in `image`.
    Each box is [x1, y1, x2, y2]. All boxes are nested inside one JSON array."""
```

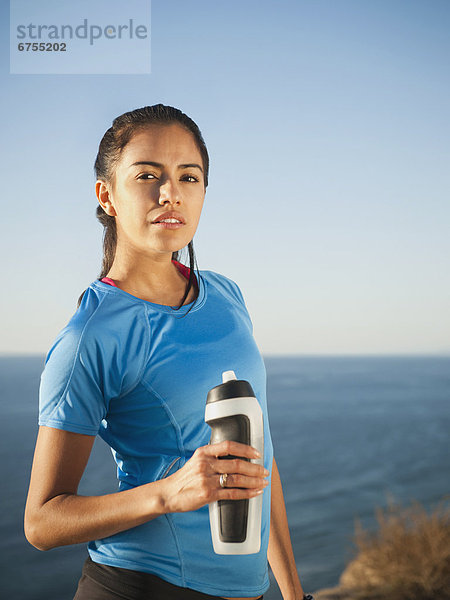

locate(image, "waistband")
[[79, 556, 263, 600]]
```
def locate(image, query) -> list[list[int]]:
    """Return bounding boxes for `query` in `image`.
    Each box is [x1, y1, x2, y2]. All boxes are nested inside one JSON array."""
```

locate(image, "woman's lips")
[[151, 212, 186, 229], [152, 219, 184, 230]]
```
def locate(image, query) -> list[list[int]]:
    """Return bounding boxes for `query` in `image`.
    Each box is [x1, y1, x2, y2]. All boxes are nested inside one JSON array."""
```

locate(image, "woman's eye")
[[182, 174, 199, 183], [138, 173, 157, 180]]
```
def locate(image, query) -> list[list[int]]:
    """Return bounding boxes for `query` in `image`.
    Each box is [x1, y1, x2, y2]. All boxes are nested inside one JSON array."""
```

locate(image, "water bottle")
[[205, 370, 264, 554]]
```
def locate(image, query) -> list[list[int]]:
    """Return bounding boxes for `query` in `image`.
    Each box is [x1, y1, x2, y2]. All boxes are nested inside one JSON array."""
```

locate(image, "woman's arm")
[[24, 426, 168, 550], [268, 456, 305, 600], [24, 426, 267, 551]]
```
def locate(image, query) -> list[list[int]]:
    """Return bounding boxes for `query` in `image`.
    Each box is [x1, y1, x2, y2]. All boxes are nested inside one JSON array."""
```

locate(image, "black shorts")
[[73, 556, 264, 600]]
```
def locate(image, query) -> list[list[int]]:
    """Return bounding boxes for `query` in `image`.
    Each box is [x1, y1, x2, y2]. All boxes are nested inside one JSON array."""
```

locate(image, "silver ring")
[[219, 473, 228, 488]]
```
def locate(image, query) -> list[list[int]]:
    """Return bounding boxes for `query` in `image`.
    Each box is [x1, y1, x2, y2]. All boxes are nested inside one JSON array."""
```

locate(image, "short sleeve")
[[39, 323, 110, 435]]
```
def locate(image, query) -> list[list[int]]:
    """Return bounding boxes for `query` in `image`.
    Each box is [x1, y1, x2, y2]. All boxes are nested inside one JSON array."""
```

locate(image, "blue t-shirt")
[[39, 269, 274, 598]]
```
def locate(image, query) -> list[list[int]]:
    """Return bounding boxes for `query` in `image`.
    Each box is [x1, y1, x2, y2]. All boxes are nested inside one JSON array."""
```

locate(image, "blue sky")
[[1, 0, 449, 355]]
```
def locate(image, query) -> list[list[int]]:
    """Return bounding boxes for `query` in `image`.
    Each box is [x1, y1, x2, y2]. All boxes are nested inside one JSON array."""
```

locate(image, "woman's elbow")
[[24, 509, 55, 551]]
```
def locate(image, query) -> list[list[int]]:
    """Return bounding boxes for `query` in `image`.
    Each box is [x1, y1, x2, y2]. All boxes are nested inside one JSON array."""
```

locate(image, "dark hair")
[[77, 104, 209, 309]]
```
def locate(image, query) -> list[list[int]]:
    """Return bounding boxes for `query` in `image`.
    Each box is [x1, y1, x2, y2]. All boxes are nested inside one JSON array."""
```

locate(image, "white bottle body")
[[205, 396, 264, 554]]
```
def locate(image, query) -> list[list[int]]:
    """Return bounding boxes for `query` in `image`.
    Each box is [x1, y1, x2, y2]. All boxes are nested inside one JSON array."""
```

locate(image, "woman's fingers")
[[212, 456, 268, 478], [198, 440, 269, 484], [216, 485, 266, 501], [202, 440, 261, 460], [199, 440, 267, 476], [217, 472, 269, 490]]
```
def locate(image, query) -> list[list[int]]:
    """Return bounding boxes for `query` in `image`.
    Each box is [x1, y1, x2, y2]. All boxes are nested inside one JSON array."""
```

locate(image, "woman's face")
[[97, 123, 206, 259]]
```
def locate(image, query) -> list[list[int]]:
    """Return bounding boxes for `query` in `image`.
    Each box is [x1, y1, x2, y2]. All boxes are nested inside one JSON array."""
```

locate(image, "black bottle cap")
[[206, 379, 255, 404]]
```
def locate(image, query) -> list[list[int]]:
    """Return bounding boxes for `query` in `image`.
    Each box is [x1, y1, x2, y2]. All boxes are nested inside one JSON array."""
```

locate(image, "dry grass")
[[343, 497, 450, 600]]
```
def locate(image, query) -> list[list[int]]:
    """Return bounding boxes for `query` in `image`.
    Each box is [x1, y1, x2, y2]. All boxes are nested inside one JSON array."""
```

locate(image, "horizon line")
[[1, 351, 449, 359]]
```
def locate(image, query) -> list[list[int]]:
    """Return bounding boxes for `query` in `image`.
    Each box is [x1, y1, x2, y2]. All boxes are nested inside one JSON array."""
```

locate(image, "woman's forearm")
[[25, 480, 167, 551], [268, 457, 304, 600], [25, 428, 169, 551]]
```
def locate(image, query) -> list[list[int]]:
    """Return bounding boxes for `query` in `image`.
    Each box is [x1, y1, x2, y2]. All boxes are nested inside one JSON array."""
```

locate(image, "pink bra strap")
[[100, 276, 117, 287]]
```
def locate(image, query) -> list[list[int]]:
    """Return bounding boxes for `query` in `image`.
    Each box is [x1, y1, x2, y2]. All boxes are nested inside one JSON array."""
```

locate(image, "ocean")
[[1, 355, 449, 599]]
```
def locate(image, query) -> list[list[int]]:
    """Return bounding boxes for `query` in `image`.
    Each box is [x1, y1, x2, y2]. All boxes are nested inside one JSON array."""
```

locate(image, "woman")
[[25, 104, 311, 600]]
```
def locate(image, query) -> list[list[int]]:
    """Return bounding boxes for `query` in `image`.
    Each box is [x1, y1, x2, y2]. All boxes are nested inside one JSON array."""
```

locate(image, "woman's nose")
[[158, 178, 180, 206]]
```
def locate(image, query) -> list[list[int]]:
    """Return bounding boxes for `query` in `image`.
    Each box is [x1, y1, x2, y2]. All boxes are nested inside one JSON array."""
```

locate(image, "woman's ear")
[[96, 180, 117, 217]]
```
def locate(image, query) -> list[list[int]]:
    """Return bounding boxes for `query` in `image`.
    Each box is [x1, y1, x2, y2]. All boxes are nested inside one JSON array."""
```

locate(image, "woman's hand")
[[161, 440, 269, 514]]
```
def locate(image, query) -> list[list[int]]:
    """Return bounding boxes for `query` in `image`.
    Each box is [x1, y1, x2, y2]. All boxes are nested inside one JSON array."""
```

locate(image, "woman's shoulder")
[[46, 281, 150, 367], [199, 269, 247, 308], [198, 268, 239, 287], [41, 281, 151, 403], [75, 279, 150, 324]]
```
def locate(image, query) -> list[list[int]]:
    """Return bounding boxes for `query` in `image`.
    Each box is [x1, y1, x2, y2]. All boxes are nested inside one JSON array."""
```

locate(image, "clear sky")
[[1, 0, 449, 355]]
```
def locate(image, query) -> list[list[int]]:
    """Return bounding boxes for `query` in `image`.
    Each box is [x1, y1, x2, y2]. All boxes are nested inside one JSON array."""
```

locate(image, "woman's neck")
[[106, 252, 193, 306]]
